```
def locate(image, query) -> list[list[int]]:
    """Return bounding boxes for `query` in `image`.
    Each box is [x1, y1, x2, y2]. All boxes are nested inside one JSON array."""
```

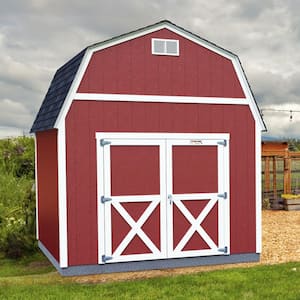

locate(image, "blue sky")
[[1, 0, 300, 138]]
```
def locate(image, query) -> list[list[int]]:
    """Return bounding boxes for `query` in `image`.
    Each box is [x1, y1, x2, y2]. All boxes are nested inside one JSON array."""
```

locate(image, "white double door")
[[96, 133, 230, 264]]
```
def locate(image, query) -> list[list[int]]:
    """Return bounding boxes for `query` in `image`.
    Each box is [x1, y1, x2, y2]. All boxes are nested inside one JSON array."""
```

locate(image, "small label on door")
[[190, 140, 203, 145]]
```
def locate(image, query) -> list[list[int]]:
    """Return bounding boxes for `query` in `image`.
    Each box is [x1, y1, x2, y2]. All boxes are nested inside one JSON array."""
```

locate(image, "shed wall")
[[78, 29, 245, 99], [65, 100, 256, 266], [36, 130, 59, 262]]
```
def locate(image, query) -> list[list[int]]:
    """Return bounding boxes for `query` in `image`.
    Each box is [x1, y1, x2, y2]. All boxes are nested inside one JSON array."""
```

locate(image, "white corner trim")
[[34, 134, 39, 240], [57, 122, 68, 268], [255, 124, 262, 253], [74, 93, 247, 105]]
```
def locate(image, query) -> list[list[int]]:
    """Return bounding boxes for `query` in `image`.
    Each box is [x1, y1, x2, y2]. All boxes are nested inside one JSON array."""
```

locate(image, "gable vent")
[[152, 38, 179, 56]]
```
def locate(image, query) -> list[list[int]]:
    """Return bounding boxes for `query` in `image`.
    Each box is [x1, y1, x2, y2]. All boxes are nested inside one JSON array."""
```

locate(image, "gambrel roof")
[[31, 20, 265, 133], [31, 49, 86, 132]]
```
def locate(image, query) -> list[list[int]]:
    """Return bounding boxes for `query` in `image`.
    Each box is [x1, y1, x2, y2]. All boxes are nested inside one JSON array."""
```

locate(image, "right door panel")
[[166, 139, 230, 258]]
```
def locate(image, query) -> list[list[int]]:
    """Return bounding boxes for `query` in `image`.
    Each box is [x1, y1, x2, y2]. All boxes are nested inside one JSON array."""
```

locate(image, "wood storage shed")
[[31, 20, 266, 276]]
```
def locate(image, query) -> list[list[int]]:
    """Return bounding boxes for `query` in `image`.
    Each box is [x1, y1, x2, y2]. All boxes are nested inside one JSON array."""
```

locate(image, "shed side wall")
[[36, 129, 59, 262], [77, 29, 245, 98], [65, 100, 256, 266]]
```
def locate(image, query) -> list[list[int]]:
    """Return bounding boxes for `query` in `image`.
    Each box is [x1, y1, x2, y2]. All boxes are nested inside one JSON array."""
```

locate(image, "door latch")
[[168, 194, 173, 204]]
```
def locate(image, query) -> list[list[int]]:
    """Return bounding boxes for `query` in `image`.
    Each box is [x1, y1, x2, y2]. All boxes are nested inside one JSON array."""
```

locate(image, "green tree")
[[0, 136, 37, 258]]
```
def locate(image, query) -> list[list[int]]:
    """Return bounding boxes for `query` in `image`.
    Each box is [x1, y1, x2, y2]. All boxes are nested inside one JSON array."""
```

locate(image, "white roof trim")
[[54, 21, 265, 131]]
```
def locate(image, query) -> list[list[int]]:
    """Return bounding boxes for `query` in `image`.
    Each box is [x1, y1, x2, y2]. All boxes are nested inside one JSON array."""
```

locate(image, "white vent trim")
[[152, 38, 179, 56]]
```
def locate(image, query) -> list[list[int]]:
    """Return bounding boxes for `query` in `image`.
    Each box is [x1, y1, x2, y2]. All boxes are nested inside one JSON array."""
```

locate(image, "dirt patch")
[[73, 210, 300, 284]]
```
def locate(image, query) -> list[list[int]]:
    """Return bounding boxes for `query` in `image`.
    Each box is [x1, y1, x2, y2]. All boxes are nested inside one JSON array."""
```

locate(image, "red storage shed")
[[31, 20, 266, 276]]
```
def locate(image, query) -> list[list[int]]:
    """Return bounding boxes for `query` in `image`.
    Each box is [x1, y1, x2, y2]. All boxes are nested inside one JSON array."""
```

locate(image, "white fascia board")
[[75, 93, 247, 105], [164, 24, 234, 60], [88, 22, 235, 61], [232, 57, 266, 131], [54, 49, 93, 129]]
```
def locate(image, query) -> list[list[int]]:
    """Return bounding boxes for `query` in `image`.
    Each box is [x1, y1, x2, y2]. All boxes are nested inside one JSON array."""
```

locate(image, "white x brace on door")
[[96, 133, 230, 264]]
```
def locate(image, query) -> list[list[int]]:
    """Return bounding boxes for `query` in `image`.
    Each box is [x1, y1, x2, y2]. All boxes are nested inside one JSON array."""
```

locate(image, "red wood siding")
[[77, 29, 245, 98], [172, 146, 218, 194], [66, 100, 256, 266], [36, 130, 59, 262], [110, 146, 160, 196]]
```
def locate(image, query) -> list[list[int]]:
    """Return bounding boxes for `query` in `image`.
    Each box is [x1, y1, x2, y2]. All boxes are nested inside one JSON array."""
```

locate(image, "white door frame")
[[96, 132, 230, 264], [166, 138, 230, 258]]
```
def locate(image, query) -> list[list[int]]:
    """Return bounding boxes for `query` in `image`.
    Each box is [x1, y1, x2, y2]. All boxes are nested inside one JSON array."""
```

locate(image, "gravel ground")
[[74, 210, 300, 283], [261, 210, 300, 264]]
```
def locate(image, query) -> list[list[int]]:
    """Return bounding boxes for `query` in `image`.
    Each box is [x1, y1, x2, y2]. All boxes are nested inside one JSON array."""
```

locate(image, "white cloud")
[[0, 126, 24, 139], [0, 98, 32, 127], [0, 0, 300, 138], [261, 103, 300, 138]]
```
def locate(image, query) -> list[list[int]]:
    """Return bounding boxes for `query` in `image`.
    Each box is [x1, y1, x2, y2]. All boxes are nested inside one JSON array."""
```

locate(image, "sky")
[[1, 0, 300, 139]]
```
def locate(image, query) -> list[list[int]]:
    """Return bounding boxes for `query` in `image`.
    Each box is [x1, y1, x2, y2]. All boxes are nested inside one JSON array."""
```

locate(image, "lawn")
[[0, 254, 299, 300]]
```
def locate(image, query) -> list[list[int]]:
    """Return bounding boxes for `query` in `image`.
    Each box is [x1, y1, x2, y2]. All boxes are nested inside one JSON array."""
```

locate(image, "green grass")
[[0, 252, 54, 277], [0, 255, 299, 299]]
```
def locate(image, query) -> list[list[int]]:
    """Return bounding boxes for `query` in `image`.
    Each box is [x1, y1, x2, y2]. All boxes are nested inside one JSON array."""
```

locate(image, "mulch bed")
[[74, 210, 300, 283]]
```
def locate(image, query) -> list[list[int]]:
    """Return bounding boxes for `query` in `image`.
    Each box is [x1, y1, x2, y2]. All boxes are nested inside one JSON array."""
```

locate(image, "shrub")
[[0, 137, 37, 258], [0, 136, 35, 179]]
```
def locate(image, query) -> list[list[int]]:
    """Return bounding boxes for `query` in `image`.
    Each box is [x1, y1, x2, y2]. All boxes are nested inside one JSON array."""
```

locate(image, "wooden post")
[[272, 157, 277, 199], [264, 157, 270, 192], [284, 150, 291, 194]]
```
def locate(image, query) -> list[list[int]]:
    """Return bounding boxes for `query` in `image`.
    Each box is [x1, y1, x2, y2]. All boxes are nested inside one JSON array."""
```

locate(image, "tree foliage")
[[0, 136, 37, 258]]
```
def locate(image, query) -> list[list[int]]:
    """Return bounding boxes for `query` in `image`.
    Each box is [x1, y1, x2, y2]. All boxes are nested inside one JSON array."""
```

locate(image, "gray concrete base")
[[39, 241, 260, 277]]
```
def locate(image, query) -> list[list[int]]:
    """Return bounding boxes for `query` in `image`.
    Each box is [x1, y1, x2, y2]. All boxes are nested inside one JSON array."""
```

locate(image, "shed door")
[[166, 139, 229, 258], [97, 133, 229, 264], [98, 138, 167, 264]]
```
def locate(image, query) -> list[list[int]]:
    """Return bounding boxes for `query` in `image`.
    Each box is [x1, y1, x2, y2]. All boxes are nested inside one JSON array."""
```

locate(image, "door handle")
[[168, 194, 173, 204]]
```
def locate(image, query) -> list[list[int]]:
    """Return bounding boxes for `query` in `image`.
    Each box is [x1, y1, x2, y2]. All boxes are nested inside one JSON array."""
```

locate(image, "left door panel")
[[97, 138, 166, 264]]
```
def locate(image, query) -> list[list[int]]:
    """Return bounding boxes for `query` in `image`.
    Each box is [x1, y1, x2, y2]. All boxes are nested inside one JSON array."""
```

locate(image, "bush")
[[0, 137, 37, 258], [0, 136, 35, 179]]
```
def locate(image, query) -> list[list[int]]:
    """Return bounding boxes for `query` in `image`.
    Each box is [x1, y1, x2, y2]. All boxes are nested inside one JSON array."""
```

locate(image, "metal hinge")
[[101, 196, 112, 203], [102, 255, 113, 263], [217, 140, 227, 147], [218, 246, 228, 254], [217, 192, 227, 199], [100, 139, 111, 146]]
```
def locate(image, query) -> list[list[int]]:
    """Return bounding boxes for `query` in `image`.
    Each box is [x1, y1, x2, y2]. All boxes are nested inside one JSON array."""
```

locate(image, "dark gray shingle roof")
[[30, 49, 86, 132]]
